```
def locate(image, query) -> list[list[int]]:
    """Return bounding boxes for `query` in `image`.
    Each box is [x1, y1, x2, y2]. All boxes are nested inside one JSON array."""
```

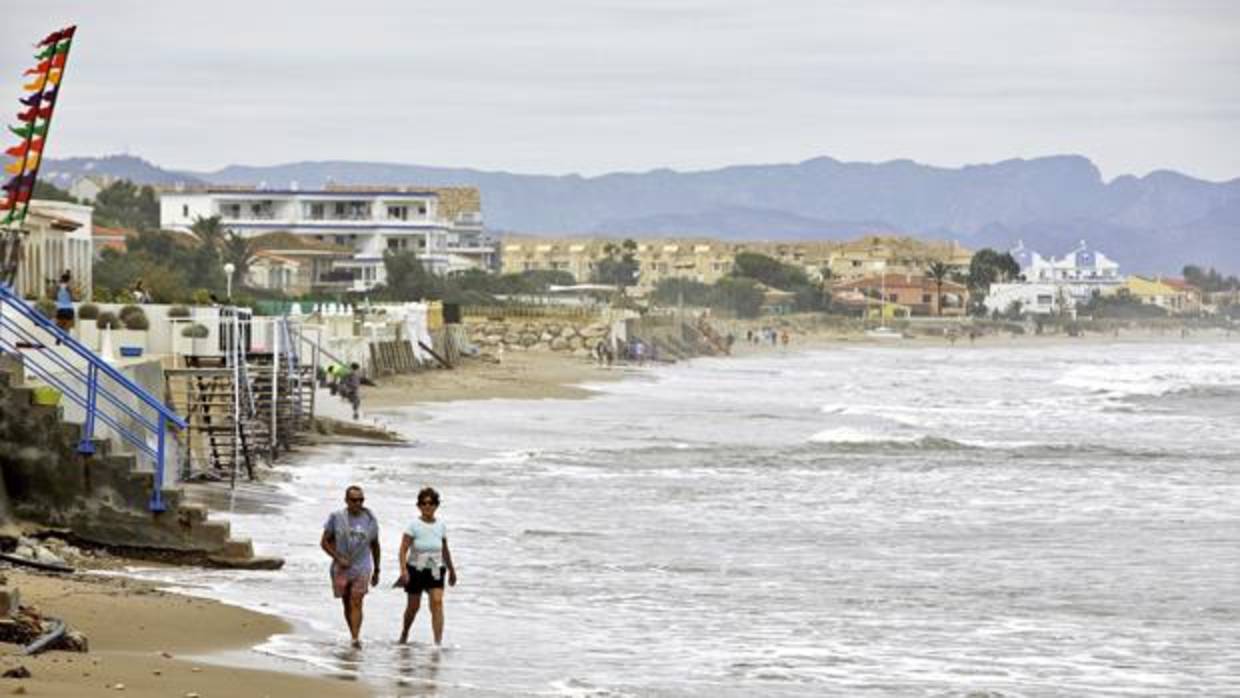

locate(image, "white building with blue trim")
[[158, 184, 495, 292], [985, 240, 1124, 317]]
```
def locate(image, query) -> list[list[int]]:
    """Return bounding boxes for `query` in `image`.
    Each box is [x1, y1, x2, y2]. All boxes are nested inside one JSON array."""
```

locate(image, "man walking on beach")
[[321, 485, 381, 648]]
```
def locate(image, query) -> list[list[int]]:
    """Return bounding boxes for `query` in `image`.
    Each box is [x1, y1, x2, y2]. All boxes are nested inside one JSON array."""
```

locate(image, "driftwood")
[[0, 551, 74, 574], [418, 341, 452, 369]]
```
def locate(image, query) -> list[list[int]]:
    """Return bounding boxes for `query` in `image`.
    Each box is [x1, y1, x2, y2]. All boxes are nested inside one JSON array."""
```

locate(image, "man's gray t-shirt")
[[324, 509, 379, 579]]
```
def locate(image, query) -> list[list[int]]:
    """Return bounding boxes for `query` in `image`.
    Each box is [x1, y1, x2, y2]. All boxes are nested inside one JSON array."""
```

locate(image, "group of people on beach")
[[746, 327, 789, 346], [320, 485, 457, 649]]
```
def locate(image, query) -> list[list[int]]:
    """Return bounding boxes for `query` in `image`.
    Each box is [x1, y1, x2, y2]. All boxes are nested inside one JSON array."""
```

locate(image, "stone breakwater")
[[466, 319, 610, 356]]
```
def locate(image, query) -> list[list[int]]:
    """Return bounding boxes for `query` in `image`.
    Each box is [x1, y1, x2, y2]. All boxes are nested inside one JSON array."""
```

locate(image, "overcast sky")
[[4, 1, 1238, 181]]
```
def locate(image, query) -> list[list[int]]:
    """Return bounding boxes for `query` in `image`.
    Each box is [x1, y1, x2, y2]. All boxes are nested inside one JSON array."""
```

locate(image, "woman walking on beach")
[[321, 485, 381, 648], [398, 487, 457, 645]]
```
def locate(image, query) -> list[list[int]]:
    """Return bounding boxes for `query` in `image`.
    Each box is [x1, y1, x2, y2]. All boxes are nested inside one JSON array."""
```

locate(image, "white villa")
[[986, 240, 1124, 317], [158, 184, 496, 292], [1012, 239, 1121, 285], [10, 199, 94, 301]]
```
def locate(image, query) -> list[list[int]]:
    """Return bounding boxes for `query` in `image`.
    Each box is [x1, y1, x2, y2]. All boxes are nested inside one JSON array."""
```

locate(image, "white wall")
[[159, 194, 216, 231]]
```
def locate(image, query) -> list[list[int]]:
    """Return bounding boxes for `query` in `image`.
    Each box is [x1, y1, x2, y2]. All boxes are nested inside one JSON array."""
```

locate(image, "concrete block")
[[0, 587, 21, 617]]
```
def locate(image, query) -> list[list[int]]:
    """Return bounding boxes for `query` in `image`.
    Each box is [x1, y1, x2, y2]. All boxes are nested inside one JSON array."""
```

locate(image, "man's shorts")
[[403, 565, 446, 594], [332, 568, 369, 599]]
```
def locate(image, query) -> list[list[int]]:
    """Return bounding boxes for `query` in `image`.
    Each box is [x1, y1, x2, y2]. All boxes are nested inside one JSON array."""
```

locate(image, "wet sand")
[[0, 569, 366, 698]]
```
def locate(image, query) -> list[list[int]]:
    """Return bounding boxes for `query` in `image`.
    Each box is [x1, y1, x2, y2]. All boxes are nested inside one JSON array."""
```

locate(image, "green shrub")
[[118, 304, 144, 323], [123, 311, 150, 331], [34, 299, 56, 319], [168, 305, 191, 318], [96, 311, 121, 330], [181, 323, 209, 338], [77, 303, 100, 320]]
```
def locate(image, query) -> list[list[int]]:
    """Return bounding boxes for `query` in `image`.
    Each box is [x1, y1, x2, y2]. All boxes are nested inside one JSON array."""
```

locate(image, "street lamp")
[[223, 262, 236, 300]]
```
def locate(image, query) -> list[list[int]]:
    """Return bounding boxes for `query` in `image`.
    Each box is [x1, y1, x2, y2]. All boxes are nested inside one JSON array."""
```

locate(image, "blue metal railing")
[[0, 284, 188, 512]]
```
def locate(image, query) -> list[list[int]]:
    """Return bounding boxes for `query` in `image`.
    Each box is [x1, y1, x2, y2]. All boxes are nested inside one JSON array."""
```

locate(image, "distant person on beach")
[[781, 330, 789, 347], [131, 279, 151, 304], [340, 362, 362, 419], [321, 485, 381, 648], [54, 270, 74, 342], [398, 487, 457, 645]]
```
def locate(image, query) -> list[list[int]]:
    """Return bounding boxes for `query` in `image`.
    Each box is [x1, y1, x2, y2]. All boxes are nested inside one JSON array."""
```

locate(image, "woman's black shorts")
[[403, 565, 446, 594]]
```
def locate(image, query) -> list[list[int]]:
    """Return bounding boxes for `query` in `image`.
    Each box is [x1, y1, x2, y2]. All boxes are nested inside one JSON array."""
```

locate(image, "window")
[[922, 294, 932, 304], [387, 238, 401, 250], [335, 203, 345, 216], [1036, 294, 1053, 305], [182, 204, 189, 217], [416, 204, 427, 215], [310, 203, 325, 220], [388, 205, 407, 221], [335, 235, 347, 246]]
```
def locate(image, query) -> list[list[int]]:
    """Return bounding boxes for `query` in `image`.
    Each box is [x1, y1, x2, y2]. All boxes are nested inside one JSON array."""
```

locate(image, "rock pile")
[[468, 320, 610, 358]]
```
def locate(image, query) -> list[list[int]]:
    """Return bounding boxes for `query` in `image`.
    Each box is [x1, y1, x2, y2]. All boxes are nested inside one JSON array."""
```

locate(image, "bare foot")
[[351, 639, 362, 649]]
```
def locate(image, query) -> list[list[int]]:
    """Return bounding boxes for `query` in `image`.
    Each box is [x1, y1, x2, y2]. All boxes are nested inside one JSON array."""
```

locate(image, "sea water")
[[134, 340, 1240, 696]]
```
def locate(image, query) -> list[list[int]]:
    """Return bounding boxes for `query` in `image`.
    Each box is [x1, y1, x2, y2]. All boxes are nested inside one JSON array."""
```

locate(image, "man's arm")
[[320, 529, 348, 568], [370, 534, 381, 586], [443, 538, 457, 586]]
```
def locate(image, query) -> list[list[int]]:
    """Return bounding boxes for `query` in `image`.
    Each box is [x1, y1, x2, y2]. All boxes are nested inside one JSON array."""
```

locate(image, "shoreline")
[[0, 568, 366, 698]]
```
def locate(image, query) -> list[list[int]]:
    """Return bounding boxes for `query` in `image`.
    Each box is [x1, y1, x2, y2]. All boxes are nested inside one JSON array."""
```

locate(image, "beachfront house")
[[10, 199, 94, 301], [159, 184, 496, 292], [831, 273, 969, 316], [983, 282, 1073, 317], [1122, 276, 1199, 315]]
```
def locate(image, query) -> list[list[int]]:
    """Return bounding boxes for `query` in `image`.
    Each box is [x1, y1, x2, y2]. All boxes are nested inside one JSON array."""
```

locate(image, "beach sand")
[[0, 569, 366, 698], [362, 350, 624, 409]]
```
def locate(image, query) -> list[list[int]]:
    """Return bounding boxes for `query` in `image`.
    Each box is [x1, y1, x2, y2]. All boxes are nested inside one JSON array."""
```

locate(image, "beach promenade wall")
[[0, 357, 271, 566]]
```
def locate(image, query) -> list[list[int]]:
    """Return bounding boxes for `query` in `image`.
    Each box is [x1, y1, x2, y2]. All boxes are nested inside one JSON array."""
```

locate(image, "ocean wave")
[[807, 428, 973, 451]]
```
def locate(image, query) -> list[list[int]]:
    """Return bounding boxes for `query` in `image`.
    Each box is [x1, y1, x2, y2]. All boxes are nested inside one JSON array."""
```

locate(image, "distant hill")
[[40, 154, 206, 188], [40, 153, 1240, 273]]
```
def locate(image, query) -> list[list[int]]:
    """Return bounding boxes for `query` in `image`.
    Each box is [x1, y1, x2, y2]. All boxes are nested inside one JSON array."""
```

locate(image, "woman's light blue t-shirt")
[[406, 518, 446, 555]]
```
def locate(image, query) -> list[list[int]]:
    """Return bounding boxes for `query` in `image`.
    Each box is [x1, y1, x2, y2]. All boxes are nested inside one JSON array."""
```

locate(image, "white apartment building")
[[159, 185, 495, 292]]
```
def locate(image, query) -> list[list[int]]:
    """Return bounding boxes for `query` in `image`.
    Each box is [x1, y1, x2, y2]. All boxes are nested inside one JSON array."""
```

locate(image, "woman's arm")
[[443, 538, 457, 586], [398, 533, 412, 582]]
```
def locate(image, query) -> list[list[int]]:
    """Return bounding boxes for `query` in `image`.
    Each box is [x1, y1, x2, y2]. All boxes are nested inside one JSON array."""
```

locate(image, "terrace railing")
[[0, 284, 187, 511]]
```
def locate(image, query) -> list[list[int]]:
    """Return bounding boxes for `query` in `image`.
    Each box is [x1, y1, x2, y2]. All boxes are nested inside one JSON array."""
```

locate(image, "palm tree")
[[189, 215, 226, 250], [927, 261, 951, 316], [222, 231, 258, 286]]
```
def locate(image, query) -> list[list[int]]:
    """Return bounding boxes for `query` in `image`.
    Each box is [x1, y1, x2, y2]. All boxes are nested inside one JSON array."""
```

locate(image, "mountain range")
[[41, 153, 1240, 274]]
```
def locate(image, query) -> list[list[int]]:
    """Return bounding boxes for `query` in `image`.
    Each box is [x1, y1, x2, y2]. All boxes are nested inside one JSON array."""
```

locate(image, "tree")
[[380, 250, 442, 300], [732, 252, 811, 290], [222, 231, 258, 287], [926, 261, 951, 316], [592, 238, 640, 287], [32, 181, 76, 203], [93, 180, 159, 230], [711, 277, 764, 318], [651, 278, 714, 307], [967, 248, 1021, 292]]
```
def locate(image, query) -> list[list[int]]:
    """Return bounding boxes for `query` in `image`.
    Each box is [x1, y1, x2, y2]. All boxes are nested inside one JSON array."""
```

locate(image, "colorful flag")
[[24, 60, 51, 76]]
